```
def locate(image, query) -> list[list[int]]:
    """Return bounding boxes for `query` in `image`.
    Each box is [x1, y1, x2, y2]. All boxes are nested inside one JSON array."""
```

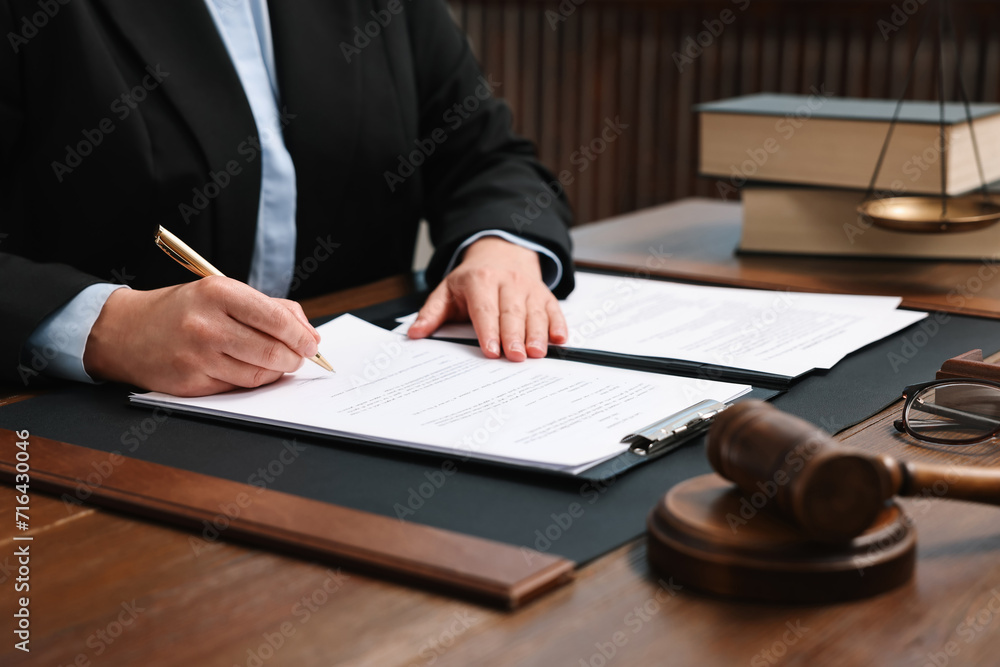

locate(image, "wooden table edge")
[[0, 429, 574, 610]]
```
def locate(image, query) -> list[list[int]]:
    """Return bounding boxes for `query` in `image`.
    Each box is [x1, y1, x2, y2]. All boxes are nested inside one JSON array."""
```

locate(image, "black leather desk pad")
[[0, 299, 992, 565]]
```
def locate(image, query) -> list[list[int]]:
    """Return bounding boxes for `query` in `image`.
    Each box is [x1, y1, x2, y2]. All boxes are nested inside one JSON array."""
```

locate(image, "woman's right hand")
[[83, 276, 321, 396]]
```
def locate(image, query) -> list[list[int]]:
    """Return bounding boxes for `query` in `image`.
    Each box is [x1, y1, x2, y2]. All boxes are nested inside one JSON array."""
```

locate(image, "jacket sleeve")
[[0, 256, 106, 387], [0, 2, 105, 387], [403, 0, 575, 298]]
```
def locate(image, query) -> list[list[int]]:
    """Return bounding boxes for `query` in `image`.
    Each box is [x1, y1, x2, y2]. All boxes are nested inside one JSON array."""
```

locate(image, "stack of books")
[[696, 93, 1000, 259]]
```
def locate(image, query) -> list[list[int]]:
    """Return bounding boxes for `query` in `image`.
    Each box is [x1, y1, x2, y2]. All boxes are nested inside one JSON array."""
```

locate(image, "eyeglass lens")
[[904, 382, 1000, 443]]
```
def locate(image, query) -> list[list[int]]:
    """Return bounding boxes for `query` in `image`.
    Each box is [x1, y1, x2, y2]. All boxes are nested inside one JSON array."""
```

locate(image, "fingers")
[[408, 283, 460, 340], [213, 278, 319, 359], [463, 276, 503, 359], [501, 287, 565, 360], [220, 322, 306, 374], [547, 298, 568, 345], [419, 248, 566, 362], [498, 283, 527, 362], [187, 280, 313, 389], [203, 353, 286, 391], [524, 295, 558, 358], [168, 375, 238, 398], [275, 299, 321, 343]]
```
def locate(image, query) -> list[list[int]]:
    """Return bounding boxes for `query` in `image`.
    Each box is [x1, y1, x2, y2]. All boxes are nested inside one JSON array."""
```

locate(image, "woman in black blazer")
[[0, 0, 574, 394]]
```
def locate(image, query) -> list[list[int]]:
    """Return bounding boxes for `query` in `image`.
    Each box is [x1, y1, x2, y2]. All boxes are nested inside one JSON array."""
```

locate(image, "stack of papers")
[[132, 276, 926, 475], [131, 315, 751, 475], [394, 272, 928, 380]]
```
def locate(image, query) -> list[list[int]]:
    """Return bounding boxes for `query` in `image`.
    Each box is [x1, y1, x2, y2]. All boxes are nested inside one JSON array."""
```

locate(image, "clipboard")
[[573, 387, 779, 481]]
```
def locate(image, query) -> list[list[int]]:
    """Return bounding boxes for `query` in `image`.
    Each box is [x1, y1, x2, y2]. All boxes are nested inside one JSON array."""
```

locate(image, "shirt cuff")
[[443, 229, 564, 291], [24, 283, 130, 384]]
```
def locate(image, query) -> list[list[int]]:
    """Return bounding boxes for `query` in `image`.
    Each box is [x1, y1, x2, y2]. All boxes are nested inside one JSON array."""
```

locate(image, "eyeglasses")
[[894, 379, 1000, 445]]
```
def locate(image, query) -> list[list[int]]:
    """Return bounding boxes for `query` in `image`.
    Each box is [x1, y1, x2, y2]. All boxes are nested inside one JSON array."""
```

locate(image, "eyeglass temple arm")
[[902, 419, 995, 434], [908, 398, 1000, 430]]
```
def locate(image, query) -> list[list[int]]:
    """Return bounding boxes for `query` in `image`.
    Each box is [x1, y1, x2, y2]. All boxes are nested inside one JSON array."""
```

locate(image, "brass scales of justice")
[[857, 0, 1000, 232]]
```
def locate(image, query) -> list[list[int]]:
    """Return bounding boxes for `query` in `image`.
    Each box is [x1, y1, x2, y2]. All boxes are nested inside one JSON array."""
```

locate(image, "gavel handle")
[[896, 460, 1000, 506]]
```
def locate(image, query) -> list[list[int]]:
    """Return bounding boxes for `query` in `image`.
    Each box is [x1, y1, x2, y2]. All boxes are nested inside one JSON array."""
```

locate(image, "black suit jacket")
[[0, 0, 574, 385]]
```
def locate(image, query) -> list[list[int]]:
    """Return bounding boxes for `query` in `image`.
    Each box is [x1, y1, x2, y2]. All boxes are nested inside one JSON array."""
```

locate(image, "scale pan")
[[858, 195, 1000, 233]]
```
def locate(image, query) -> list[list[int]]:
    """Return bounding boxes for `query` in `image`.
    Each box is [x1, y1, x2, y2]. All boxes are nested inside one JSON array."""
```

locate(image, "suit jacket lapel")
[[266, 0, 362, 228], [93, 0, 260, 280]]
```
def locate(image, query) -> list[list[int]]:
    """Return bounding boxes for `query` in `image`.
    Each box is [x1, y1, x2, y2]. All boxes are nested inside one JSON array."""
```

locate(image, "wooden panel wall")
[[447, 0, 1000, 224]]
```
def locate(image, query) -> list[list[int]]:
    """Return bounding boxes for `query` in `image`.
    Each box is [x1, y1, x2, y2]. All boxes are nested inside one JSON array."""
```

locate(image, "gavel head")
[[707, 401, 895, 542]]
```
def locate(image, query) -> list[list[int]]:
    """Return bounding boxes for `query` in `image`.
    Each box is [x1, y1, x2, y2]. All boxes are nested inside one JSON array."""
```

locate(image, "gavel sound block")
[[646, 400, 1000, 603]]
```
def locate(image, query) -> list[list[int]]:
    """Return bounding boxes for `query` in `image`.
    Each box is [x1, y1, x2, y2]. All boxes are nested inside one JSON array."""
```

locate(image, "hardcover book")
[[739, 183, 1000, 259], [698, 93, 1000, 196]]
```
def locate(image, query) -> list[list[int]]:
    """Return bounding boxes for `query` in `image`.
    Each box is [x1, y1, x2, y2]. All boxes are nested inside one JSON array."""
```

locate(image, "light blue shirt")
[[25, 0, 562, 384], [204, 0, 298, 298]]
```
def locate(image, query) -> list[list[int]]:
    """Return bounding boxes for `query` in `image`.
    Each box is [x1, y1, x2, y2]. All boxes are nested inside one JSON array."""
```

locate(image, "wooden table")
[[6, 207, 1000, 666]]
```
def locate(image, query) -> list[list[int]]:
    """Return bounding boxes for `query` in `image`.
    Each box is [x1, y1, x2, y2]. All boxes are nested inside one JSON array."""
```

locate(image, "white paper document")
[[394, 272, 928, 378], [131, 315, 751, 474]]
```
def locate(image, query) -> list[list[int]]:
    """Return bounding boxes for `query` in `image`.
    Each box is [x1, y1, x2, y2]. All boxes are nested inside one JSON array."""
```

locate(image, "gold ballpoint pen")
[[154, 225, 335, 373]]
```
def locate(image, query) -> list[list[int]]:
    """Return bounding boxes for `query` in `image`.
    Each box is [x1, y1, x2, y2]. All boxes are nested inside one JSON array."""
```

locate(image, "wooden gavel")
[[708, 400, 1000, 542]]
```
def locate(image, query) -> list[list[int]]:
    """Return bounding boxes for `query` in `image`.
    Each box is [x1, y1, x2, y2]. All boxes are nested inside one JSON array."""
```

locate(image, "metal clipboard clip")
[[621, 399, 730, 457]]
